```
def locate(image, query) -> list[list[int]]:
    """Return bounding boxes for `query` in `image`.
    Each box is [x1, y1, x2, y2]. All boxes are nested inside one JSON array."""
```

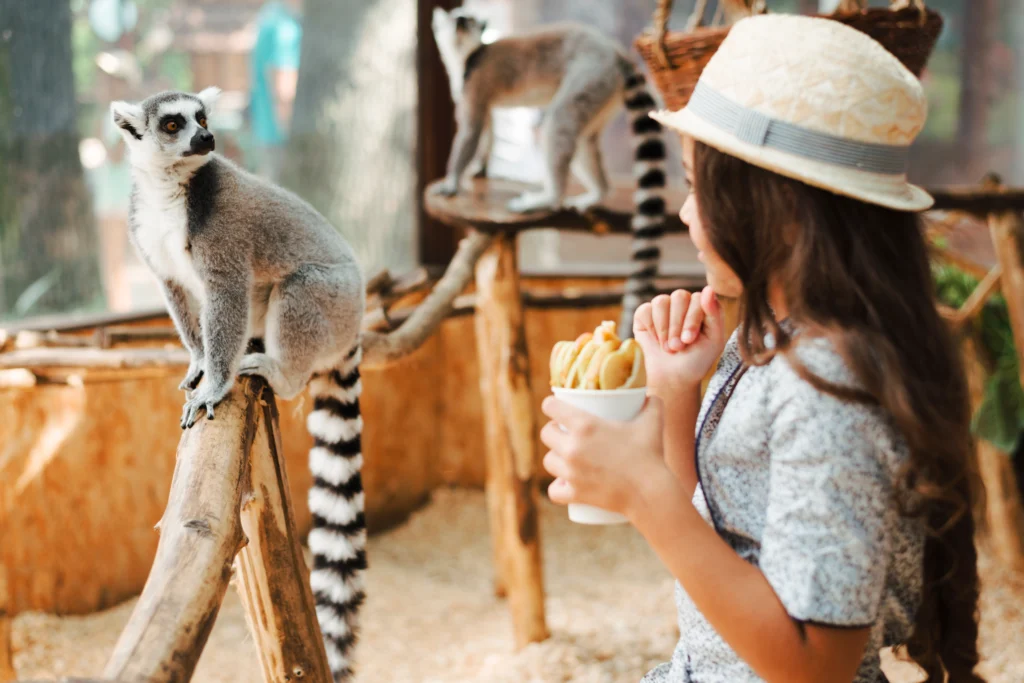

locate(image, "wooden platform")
[[424, 177, 687, 234]]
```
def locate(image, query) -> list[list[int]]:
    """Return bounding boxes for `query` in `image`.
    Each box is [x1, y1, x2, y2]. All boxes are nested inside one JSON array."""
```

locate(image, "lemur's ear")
[[197, 86, 222, 114], [110, 101, 145, 141], [432, 7, 451, 29]]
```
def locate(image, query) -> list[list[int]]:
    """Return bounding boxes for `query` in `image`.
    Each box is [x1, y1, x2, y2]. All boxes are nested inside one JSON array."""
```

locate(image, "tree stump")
[[474, 236, 549, 647], [102, 377, 330, 682]]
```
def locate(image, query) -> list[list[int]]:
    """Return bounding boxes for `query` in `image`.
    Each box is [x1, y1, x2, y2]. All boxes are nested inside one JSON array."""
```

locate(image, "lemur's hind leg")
[[565, 134, 609, 213], [239, 265, 362, 400], [508, 63, 621, 214]]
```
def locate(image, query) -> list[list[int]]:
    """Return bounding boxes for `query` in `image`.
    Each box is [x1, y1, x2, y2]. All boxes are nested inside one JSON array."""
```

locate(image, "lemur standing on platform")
[[111, 88, 367, 681], [430, 7, 668, 333]]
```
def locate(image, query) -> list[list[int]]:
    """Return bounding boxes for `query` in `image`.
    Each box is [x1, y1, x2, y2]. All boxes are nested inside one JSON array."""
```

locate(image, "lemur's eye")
[[164, 120, 178, 133], [198, 117, 207, 128]]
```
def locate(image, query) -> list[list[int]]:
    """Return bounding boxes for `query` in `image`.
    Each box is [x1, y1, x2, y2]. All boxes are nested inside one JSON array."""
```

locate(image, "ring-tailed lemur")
[[430, 7, 667, 335], [111, 88, 366, 681]]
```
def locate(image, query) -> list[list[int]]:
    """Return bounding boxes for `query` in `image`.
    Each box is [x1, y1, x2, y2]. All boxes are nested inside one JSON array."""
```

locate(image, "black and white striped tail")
[[620, 62, 667, 337], [307, 344, 366, 682]]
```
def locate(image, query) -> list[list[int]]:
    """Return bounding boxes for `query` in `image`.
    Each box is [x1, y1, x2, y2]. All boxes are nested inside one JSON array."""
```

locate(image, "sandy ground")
[[11, 489, 1024, 682]]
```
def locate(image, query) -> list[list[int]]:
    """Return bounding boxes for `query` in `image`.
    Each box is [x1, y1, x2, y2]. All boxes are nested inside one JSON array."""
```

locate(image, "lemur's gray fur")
[[111, 88, 367, 681], [430, 7, 668, 333]]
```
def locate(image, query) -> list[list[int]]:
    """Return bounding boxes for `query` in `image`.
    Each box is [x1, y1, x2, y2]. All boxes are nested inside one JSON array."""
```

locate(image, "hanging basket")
[[634, 0, 944, 112]]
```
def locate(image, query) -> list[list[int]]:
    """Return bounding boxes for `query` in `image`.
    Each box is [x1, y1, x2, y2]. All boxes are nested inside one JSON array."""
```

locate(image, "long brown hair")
[[692, 141, 983, 681]]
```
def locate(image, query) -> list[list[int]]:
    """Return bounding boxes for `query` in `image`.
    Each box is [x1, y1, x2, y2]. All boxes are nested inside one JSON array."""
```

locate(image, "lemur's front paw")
[[180, 382, 231, 429], [431, 178, 460, 197], [179, 358, 205, 392]]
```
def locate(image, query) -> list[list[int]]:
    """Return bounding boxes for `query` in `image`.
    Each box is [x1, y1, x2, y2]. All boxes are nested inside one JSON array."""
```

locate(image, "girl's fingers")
[[547, 477, 574, 505], [633, 302, 654, 337], [542, 450, 570, 479], [667, 290, 690, 351], [681, 290, 705, 344], [700, 286, 725, 344], [651, 294, 670, 347], [539, 419, 571, 452]]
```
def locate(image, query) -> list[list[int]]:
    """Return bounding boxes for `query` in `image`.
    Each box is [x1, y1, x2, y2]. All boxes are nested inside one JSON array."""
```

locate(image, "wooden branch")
[[103, 378, 261, 681], [988, 209, 1024, 388], [1, 566, 12, 683], [962, 335, 1024, 571], [233, 386, 331, 682], [364, 269, 394, 297], [362, 231, 494, 365], [474, 236, 548, 648], [950, 264, 1002, 329], [931, 186, 1024, 214], [0, 348, 189, 370]]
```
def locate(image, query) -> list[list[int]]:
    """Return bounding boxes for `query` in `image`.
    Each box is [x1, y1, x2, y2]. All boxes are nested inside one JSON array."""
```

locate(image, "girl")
[[540, 14, 983, 683]]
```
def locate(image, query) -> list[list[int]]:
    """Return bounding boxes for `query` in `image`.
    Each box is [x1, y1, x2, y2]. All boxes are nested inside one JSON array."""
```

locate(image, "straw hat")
[[650, 13, 934, 211]]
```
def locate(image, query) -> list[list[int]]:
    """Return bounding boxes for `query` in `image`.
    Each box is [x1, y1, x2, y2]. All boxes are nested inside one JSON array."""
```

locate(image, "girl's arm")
[[629, 473, 871, 683], [652, 385, 701, 497]]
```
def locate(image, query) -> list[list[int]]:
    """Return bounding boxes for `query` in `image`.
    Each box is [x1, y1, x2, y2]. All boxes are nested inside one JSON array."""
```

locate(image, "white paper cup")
[[550, 386, 648, 525]]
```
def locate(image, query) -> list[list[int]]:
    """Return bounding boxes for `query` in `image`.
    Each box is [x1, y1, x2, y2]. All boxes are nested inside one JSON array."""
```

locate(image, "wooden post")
[[474, 235, 549, 647], [233, 389, 332, 682], [102, 380, 257, 681], [962, 335, 1024, 570], [103, 376, 331, 682], [0, 565, 12, 683], [988, 209, 1024, 386]]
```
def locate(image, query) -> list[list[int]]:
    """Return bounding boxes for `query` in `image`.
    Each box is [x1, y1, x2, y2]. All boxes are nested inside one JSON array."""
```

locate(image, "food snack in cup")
[[549, 321, 646, 390], [548, 320, 647, 526]]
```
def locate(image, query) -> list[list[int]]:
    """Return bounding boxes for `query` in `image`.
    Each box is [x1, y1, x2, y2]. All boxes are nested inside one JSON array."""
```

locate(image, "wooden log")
[[988, 209, 1024, 387], [363, 231, 494, 366], [931, 186, 1024, 214], [0, 565, 12, 683], [473, 236, 549, 647], [233, 386, 332, 682], [962, 335, 1024, 570], [103, 378, 259, 681], [0, 348, 189, 370]]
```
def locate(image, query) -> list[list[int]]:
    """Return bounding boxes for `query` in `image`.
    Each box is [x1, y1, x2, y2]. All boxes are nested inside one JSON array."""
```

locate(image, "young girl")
[[540, 14, 983, 683]]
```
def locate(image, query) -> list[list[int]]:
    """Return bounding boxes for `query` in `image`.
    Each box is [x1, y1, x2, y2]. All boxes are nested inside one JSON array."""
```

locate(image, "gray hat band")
[[687, 81, 910, 176]]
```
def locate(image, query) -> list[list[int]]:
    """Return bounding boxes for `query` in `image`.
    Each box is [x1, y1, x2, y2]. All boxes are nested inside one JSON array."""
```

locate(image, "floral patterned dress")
[[642, 325, 925, 683]]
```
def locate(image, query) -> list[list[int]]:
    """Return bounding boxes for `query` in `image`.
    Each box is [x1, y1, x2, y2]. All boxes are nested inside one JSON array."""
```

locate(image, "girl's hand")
[[540, 394, 673, 520], [633, 286, 726, 395]]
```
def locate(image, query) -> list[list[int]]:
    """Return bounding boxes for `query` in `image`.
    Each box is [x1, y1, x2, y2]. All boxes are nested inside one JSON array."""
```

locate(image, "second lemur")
[[431, 7, 668, 332], [111, 88, 366, 682]]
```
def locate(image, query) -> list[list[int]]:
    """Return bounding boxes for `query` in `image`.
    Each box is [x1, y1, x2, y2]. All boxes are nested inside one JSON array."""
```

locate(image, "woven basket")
[[634, 0, 944, 112]]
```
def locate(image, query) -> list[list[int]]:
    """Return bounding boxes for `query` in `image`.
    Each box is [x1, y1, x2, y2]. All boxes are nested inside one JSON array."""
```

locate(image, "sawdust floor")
[[12, 489, 1024, 682]]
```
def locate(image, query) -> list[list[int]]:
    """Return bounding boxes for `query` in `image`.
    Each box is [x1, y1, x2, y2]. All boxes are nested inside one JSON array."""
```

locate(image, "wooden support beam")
[[950, 264, 1002, 330], [102, 379, 259, 681], [962, 335, 1024, 571], [1, 565, 12, 683], [988, 209, 1024, 387], [102, 376, 332, 682], [233, 387, 331, 682], [473, 236, 549, 648]]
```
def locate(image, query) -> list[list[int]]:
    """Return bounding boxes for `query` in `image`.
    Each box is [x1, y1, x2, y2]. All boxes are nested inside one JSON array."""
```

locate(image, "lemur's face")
[[432, 7, 486, 56], [110, 88, 220, 172]]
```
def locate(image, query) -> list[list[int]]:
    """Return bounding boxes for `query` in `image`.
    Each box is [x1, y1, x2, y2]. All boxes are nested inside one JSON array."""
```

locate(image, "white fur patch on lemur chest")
[[132, 190, 206, 302]]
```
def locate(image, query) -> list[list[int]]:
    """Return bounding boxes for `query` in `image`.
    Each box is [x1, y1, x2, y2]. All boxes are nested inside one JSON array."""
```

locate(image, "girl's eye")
[[165, 121, 178, 132]]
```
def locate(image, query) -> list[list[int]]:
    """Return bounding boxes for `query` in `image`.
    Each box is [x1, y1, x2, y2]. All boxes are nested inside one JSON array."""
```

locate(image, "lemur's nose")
[[190, 129, 215, 154]]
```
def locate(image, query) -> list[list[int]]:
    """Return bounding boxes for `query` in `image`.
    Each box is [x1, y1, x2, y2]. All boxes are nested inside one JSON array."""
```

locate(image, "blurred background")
[[0, 0, 1022, 324]]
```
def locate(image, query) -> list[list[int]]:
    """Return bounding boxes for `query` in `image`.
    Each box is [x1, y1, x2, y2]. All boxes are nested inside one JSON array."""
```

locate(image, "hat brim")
[[651, 108, 934, 213]]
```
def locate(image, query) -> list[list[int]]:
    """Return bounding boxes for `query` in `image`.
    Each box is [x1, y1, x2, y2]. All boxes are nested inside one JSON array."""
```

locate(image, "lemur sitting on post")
[[111, 88, 366, 681], [430, 7, 667, 333]]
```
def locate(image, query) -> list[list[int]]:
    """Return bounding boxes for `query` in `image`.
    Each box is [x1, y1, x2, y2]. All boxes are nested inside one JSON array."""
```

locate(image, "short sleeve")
[[759, 345, 892, 627], [270, 19, 302, 70]]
